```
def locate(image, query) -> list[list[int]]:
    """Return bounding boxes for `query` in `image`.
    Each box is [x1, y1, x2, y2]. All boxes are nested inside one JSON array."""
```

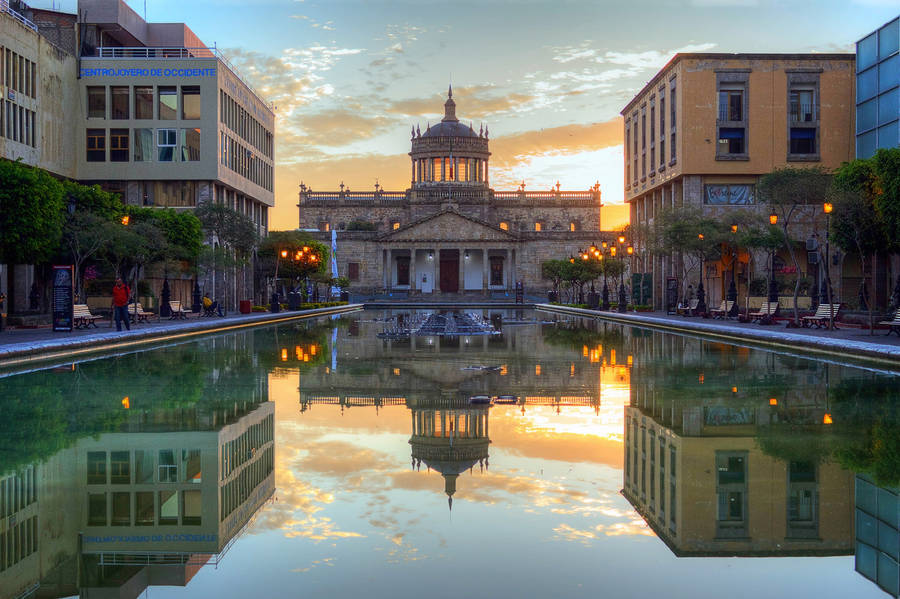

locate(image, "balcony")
[[790, 103, 816, 122]]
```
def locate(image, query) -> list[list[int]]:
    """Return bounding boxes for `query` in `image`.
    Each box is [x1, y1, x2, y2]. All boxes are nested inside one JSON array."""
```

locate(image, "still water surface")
[[0, 309, 897, 598]]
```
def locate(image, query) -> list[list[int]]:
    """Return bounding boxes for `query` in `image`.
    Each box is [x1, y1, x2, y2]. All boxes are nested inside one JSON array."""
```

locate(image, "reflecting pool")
[[0, 309, 898, 598]]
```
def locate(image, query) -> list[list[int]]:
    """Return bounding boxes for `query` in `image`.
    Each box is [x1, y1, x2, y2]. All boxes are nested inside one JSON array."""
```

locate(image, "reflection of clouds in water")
[[553, 518, 654, 546], [284, 515, 365, 541], [291, 557, 336, 573]]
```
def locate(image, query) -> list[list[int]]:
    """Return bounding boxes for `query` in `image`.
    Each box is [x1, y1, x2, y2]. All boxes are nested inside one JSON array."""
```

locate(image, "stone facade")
[[298, 90, 607, 296]]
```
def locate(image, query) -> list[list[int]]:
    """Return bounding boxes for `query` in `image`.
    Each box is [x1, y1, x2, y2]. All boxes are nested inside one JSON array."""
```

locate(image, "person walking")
[[112, 278, 131, 332]]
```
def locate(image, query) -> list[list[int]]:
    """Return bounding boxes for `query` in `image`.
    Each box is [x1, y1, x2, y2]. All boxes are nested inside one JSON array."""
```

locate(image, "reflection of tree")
[[541, 321, 625, 353], [829, 378, 900, 486]]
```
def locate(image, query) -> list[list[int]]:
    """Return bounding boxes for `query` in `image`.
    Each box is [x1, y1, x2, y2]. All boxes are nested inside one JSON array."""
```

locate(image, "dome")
[[421, 120, 478, 138]]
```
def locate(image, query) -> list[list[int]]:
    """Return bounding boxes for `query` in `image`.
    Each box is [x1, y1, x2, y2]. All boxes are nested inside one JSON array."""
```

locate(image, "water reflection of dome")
[[409, 399, 491, 510]]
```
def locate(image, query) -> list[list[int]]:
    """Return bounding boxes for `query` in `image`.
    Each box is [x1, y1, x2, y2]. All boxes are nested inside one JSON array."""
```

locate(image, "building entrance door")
[[439, 250, 459, 292]]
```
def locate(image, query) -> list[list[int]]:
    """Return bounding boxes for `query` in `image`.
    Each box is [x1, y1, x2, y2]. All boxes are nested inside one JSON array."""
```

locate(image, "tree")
[[655, 208, 727, 304], [871, 148, 900, 250], [831, 161, 890, 334], [259, 231, 329, 298], [63, 212, 120, 302], [622, 222, 658, 305], [194, 202, 258, 307], [541, 260, 569, 299], [758, 166, 831, 324]]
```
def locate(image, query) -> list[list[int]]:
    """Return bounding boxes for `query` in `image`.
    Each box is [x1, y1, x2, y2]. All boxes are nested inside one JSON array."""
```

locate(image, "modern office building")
[[620, 53, 856, 309], [1, 0, 275, 312], [857, 16, 900, 159], [855, 474, 899, 596]]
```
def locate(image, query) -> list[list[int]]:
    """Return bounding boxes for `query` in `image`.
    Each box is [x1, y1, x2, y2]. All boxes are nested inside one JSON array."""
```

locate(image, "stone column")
[[387, 249, 393, 289], [482, 249, 490, 292], [459, 248, 466, 292], [506, 249, 512, 289], [408, 248, 416, 292]]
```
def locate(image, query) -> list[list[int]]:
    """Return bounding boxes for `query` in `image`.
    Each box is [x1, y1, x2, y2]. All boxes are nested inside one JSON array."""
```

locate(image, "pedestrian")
[[112, 278, 131, 332]]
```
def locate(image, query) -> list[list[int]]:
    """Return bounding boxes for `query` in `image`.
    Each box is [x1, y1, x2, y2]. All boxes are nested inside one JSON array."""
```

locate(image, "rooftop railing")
[[85, 44, 273, 111], [1, 0, 38, 31]]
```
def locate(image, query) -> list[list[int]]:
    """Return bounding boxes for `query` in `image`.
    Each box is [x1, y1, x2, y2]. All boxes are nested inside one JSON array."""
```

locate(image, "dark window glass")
[[111, 492, 130, 526], [135, 86, 153, 119], [111, 86, 129, 119], [790, 128, 816, 154], [110, 450, 130, 483], [110, 129, 129, 162], [135, 492, 154, 525], [87, 86, 105, 118], [87, 451, 106, 484], [718, 127, 745, 154], [88, 493, 106, 526]]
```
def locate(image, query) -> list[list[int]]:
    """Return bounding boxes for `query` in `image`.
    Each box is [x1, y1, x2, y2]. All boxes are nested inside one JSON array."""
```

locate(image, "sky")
[[34, 0, 900, 230]]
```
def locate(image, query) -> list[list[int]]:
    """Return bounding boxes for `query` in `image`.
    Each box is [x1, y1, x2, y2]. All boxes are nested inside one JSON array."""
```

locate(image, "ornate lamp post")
[[823, 202, 834, 330], [696, 233, 707, 315], [768, 213, 779, 305], [727, 223, 739, 317]]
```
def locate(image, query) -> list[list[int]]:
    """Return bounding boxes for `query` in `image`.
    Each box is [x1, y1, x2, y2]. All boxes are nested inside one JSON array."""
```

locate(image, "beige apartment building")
[[621, 54, 856, 310]]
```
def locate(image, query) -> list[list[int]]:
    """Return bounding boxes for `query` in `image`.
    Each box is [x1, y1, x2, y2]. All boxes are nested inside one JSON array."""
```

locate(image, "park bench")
[[128, 303, 156, 324], [801, 303, 841, 329], [710, 300, 735, 319], [677, 298, 700, 316], [169, 300, 190, 320], [878, 309, 900, 336], [73, 304, 103, 329], [750, 302, 779, 322]]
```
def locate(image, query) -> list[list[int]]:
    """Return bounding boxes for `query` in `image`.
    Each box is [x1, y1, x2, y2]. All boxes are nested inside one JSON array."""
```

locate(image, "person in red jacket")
[[112, 278, 131, 331]]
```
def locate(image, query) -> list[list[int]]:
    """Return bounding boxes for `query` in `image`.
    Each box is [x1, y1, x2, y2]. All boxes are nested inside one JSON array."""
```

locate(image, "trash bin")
[[270, 293, 280, 313], [239, 300, 252, 314], [287, 292, 302, 311]]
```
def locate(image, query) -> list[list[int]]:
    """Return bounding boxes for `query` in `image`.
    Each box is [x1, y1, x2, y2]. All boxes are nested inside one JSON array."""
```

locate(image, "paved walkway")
[[0, 305, 361, 368], [538, 304, 900, 367]]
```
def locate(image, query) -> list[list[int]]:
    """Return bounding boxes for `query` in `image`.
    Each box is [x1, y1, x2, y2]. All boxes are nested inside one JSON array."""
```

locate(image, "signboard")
[[52, 265, 74, 332], [666, 277, 678, 315]]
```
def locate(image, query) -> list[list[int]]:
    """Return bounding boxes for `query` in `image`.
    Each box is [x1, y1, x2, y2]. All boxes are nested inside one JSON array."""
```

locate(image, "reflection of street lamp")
[[823, 202, 834, 330], [727, 223, 738, 316]]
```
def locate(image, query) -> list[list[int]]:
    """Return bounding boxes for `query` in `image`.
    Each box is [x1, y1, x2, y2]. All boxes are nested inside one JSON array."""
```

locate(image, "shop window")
[[133, 128, 153, 162], [110, 129, 129, 162], [181, 128, 201, 161], [135, 86, 153, 119], [158, 86, 177, 120], [111, 86, 129, 119], [181, 86, 201, 120], [86, 128, 106, 162], [87, 86, 105, 118], [157, 128, 177, 162]]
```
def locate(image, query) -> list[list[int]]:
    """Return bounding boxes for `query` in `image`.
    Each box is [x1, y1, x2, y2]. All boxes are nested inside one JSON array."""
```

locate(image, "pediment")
[[379, 210, 516, 242]]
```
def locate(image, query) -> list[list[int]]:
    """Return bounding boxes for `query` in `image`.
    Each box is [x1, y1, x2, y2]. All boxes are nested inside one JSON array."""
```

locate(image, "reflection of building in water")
[[623, 401, 854, 556], [408, 397, 491, 509], [855, 475, 900, 597], [297, 310, 637, 414], [0, 400, 275, 599]]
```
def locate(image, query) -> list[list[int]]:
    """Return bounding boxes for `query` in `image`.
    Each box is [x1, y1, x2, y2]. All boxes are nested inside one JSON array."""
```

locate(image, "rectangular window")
[[87, 451, 106, 484], [111, 86, 129, 119], [790, 89, 815, 122], [110, 128, 129, 162], [134, 450, 153, 483], [135, 86, 154, 119], [110, 451, 130, 483], [659, 139, 665, 168], [181, 128, 201, 161], [183, 490, 202, 525], [88, 493, 106, 526], [158, 449, 177, 482], [158, 86, 177, 120], [534, 221, 542, 232], [718, 127, 745, 155], [157, 128, 176, 162], [87, 86, 105, 119], [182, 449, 201, 483], [718, 89, 743, 121], [789, 128, 816, 154], [134, 128, 153, 162], [671, 131, 676, 162], [650, 105, 655, 142], [86, 128, 106, 162], [135, 492, 154, 526], [704, 184, 754, 205], [181, 86, 201, 120], [158, 490, 178, 525], [641, 112, 646, 149], [660, 97, 665, 133], [348, 262, 360, 281], [111, 492, 130, 526]]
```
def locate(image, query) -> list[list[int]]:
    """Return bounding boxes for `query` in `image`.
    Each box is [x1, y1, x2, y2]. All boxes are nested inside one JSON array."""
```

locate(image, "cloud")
[[385, 85, 536, 120], [600, 42, 718, 70], [489, 119, 623, 169], [285, 107, 397, 147]]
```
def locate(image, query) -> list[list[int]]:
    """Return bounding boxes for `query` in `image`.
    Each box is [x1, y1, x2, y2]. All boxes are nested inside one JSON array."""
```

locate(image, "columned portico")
[[384, 245, 513, 294]]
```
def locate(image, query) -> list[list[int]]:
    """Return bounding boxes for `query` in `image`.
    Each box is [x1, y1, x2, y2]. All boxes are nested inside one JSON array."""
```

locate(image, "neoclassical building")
[[298, 88, 606, 296]]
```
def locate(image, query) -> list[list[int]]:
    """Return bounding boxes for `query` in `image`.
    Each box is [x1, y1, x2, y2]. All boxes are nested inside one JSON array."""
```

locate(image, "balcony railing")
[[717, 107, 743, 122], [84, 45, 273, 111], [790, 103, 815, 122], [1, 0, 37, 31]]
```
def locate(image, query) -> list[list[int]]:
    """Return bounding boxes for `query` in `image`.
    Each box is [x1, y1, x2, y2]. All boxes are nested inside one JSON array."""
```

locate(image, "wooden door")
[[439, 250, 459, 292]]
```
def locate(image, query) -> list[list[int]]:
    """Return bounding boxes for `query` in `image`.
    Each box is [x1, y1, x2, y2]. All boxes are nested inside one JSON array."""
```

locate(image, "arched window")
[[534, 221, 543, 232], [499, 222, 509, 231]]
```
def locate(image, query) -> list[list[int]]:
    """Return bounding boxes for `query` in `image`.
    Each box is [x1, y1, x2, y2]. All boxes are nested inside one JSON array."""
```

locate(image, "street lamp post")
[[824, 202, 834, 330], [768, 213, 779, 306], [727, 224, 739, 317], [696, 233, 707, 315]]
